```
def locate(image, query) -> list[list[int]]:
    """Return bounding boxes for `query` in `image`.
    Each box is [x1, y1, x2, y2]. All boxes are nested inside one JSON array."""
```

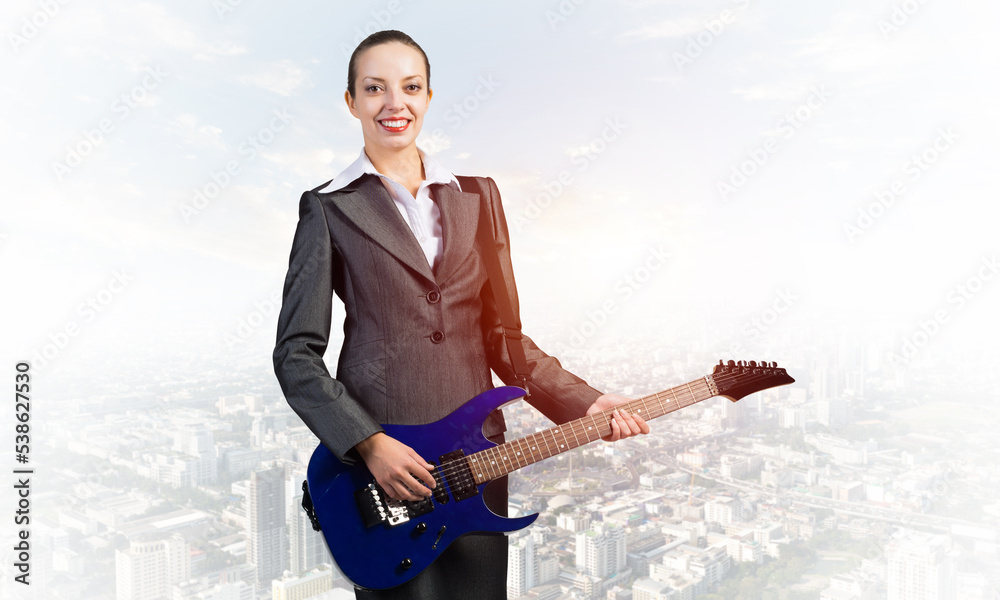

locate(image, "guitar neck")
[[466, 375, 719, 485]]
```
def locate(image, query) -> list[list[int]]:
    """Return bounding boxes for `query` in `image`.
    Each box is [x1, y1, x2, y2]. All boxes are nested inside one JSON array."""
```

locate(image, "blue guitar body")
[[305, 386, 538, 590]]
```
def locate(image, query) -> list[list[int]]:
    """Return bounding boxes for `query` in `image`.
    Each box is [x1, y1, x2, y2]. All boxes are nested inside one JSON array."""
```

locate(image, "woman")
[[273, 30, 648, 599]]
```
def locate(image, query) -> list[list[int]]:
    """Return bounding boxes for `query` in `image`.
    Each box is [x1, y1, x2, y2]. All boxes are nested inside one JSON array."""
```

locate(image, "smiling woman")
[[272, 30, 648, 600], [344, 31, 433, 197]]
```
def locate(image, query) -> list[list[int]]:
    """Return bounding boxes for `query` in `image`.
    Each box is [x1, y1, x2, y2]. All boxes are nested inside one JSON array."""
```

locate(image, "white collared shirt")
[[318, 148, 462, 270]]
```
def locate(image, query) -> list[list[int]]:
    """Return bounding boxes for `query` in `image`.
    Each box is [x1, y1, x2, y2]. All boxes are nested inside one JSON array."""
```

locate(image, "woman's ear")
[[344, 89, 359, 119]]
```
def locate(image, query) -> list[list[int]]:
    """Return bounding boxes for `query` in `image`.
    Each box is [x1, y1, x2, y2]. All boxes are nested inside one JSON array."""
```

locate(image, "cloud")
[[617, 16, 711, 41], [236, 59, 314, 97]]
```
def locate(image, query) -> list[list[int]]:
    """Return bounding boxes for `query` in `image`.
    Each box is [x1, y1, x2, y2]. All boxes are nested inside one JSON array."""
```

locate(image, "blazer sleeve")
[[477, 176, 604, 423], [272, 190, 383, 464]]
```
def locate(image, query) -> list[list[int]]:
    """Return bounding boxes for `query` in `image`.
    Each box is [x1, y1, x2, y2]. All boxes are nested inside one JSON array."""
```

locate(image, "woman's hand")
[[354, 432, 436, 502], [586, 393, 651, 441]]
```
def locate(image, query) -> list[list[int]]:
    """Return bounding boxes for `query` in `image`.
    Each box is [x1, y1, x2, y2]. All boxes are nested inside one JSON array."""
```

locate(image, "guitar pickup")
[[439, 450, 479, 502]]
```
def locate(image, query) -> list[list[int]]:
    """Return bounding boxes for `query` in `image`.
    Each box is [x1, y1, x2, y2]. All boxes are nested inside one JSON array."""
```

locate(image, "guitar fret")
[[527, 432, 542, 462], [484, 447, 498, 479], [668, 387, 681, 411], [491, 446, 504, 477], [568, 420, 582, 449], [545, 428, 558, 456], [507, 442, 520, 472], [530, 432, 545, 461], [468, 454, 483, 482], [552, 427, 564, 454], [475, 449, 488, 481], [520, 437, 532, 467], [585, 415, 598, 442], [556, 427, 569, 452], [636, 396, 650, 419], [684, 382, 697, 406], [496, 445, 508, 476], [510, 439, 524, 469]]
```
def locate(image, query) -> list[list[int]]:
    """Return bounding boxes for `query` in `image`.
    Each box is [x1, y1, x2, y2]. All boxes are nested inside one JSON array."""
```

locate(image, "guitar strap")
[[455, 176, 532, 397]]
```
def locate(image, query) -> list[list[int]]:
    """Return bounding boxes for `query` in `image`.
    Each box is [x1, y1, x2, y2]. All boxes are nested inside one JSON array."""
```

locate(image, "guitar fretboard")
[[465, 376, 717, 485]]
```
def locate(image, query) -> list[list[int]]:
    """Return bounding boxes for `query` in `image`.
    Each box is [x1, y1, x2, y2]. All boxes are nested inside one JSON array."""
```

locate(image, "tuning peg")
[[727, 360, 735, 367], [749, 361, 757, 368]]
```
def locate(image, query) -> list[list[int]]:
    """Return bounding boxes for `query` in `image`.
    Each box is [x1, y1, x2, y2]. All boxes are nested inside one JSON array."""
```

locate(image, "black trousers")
[[354, 473, 509, 600]]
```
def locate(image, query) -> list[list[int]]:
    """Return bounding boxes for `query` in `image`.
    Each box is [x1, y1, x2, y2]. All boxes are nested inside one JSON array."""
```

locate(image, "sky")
[[1, 0, 998, 388]]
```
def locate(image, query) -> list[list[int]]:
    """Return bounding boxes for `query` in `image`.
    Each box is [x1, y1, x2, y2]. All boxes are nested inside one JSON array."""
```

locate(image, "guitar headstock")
[[709, 360, 795, 402]]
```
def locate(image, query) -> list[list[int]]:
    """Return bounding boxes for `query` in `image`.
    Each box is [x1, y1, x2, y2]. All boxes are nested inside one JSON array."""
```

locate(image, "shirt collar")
[[317, 147, 461, 193]]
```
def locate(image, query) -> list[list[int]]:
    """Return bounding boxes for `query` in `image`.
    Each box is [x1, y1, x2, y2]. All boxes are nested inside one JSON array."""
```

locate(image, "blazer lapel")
[[433, 182, 481, 285], [325, 174, 436, 283]]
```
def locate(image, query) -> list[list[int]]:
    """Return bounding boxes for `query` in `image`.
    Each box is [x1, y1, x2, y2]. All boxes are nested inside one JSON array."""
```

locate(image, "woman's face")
[[346, 42, 432, 155]]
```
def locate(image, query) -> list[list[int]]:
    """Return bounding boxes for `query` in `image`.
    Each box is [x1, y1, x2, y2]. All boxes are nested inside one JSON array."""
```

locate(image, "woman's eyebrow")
[[361, 75, 425, 82]]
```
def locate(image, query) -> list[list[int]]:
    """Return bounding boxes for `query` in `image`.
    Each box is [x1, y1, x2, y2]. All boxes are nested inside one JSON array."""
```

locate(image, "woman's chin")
[[367, 133, 420, 152]]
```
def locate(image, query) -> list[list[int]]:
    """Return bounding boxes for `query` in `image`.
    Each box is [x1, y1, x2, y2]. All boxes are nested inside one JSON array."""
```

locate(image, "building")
[[705, 496, 743, 526], [719, 454, 763, 480], [173, 423, 217, 485], [816, 397, 851, 428], [507, 533, 536, 598], [633, 577, 675, 600], [271, 567, 333, 600], [114, 533, 190, 600], [286, 467, 329, 574], [886, 530, 954, 600], [248, 466, 288, 586], [576, 523, 626, 578]]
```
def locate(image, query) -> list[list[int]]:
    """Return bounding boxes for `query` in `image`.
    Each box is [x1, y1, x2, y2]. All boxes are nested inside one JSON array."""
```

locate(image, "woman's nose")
[[383, 87, 404, 110]]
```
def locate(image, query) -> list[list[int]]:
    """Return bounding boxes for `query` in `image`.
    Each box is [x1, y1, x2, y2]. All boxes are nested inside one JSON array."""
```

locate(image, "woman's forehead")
[[356, 43, 426, 79]]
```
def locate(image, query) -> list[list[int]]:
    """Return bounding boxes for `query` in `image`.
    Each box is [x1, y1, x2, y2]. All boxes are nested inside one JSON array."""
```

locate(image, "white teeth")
[[381, 119, 408, 128]]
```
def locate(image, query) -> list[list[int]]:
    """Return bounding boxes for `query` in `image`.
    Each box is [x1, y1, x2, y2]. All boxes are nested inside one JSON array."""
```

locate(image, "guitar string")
[[426, 369, 782, 486], [418, 368, 787, 489], [423, 369, 783, 487]]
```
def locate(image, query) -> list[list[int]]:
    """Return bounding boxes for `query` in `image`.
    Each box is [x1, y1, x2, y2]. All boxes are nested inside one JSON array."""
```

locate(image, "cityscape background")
[[1, 1, 998, 599]]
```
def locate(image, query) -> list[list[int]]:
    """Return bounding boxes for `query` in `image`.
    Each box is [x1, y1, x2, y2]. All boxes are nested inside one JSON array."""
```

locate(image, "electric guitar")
[[303, 359, 794, 590]]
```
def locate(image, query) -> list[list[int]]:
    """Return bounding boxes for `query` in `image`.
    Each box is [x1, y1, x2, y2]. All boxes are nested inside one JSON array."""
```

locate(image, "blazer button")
[[430, 331, 444, 343], [426, 290, 441, 304]]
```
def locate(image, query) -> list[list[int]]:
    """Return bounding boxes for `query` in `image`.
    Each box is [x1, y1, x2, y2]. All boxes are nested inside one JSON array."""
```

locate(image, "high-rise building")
[[507, 533, 536, 598], [286, 467, 328, 574], [248, 466, 288, 586], [114, 533, 190, 600], [886, 530, 954, 600], [576, 524, 626, 578], [174, 423, 217, 484], [720, 396, 747, 429], [817, 397, 851, 428]]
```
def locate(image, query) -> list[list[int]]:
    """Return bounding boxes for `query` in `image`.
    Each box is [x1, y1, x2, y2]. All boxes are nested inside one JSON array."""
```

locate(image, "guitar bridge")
[[354, 482, 435, 529]]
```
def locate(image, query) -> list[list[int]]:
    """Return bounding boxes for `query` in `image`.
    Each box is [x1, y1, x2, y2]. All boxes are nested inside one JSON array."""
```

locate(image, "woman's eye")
[[406, 84, 421, 92], [366, 85, 382, 93]]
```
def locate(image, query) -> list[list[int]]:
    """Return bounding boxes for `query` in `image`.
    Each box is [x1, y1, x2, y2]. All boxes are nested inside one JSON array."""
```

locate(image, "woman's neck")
[[365, 145, 424, 197]]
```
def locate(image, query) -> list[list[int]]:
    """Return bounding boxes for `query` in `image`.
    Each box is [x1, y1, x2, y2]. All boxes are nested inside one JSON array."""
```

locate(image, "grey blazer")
[[272, 173, 602, 463]]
